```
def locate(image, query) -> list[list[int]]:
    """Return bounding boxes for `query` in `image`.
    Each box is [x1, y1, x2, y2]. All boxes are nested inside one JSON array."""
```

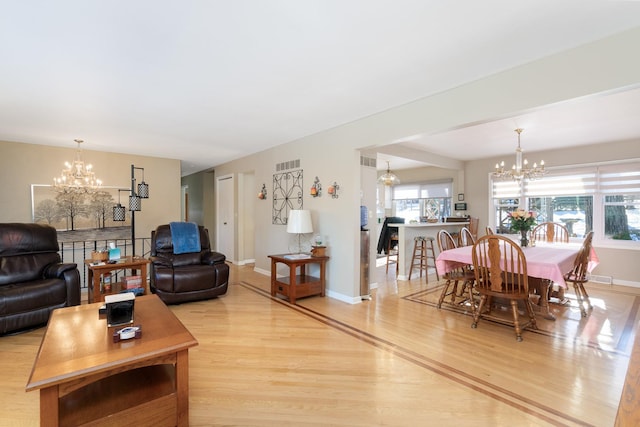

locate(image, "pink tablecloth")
[[435, 243, 599, 288]]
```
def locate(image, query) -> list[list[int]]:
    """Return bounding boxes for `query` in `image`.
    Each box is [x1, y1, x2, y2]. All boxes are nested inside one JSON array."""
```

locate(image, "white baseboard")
[[253, 267, 270, 276]]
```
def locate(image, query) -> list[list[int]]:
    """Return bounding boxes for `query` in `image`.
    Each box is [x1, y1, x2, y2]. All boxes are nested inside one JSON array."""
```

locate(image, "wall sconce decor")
[[258, 183, 267, 200], [327, 181, 340, 199], [310, 176, 321, 197], [112, 164, 149, 256]]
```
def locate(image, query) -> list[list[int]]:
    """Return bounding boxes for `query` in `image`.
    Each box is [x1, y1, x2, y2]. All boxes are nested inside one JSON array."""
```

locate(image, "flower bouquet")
[[508, 209, 537, 247]]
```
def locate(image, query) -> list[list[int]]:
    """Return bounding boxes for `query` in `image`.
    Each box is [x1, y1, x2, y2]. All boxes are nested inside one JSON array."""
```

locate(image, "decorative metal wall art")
[[272, 169, 303, 225]]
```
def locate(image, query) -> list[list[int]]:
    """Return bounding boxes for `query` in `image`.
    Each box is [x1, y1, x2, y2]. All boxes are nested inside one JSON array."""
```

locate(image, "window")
[[600, 164, 640, 241], [490, 161, 640, 245], [392, 180, 453, 223]]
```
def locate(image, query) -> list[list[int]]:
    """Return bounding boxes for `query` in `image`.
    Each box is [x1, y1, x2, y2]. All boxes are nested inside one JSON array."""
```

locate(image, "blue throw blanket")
[[170, 222, 201, 254]]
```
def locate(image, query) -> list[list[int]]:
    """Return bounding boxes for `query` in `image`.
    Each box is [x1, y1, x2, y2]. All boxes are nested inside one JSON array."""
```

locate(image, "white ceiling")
[[1, 1, 640, 176], [379, 86, 640, 170]]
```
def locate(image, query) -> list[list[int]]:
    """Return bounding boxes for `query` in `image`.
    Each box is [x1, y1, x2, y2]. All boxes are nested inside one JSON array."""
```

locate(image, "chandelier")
[[492, 128, 547, 182], [53, 139, 102, 193], [378, 161, 401, 186]]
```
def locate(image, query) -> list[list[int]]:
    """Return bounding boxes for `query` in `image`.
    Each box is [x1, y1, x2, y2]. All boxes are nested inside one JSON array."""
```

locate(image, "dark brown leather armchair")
[[0, 223, 80, 335], [150, 224, 229, 304]]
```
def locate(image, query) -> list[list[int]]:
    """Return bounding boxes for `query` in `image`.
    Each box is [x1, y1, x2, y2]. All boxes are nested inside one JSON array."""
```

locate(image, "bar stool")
[[386, 233, 399, 274], [408, 236, 439, 282]]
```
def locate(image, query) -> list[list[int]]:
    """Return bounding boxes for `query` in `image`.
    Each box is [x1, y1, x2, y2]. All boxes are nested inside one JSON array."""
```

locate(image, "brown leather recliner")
[[150, 224, 229, 304], [0, 223, 81, 335]]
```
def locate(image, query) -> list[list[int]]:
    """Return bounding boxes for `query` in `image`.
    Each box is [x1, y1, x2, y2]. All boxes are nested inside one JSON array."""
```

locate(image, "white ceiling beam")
[[377, 144, 463, 170]]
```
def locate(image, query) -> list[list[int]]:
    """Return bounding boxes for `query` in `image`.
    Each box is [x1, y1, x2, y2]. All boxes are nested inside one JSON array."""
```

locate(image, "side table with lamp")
[[270, 209, 329, 303]]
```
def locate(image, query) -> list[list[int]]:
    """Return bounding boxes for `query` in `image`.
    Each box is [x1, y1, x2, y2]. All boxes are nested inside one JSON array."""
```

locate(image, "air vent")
[[360, 155, 377, 168], [588, 274, 613, 285], [276, 159, 301, 171]]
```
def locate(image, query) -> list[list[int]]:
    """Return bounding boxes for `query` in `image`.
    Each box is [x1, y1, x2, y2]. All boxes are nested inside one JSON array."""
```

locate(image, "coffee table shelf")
[[26, 295, 197, 427]]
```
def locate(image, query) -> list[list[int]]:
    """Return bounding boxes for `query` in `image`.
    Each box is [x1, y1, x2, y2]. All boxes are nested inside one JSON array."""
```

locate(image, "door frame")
[[216, 174, 235, 263]]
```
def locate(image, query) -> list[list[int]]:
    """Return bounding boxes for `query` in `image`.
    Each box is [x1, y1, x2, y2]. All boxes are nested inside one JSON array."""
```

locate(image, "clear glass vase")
[[520, 229, 529, 247]]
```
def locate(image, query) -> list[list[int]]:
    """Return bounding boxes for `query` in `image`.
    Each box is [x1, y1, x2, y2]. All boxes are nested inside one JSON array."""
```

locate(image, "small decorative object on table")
[[508, 209, 537, 247], [311, 246, 326, 257], [113, 325, 142, 343], [92, 249, 109, 262]]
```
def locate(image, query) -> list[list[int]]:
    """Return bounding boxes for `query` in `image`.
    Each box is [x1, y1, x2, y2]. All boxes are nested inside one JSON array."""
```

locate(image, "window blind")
[[393, 179, 452, 200], [598, 163, 640, 195], [525, 168, 597, 196]]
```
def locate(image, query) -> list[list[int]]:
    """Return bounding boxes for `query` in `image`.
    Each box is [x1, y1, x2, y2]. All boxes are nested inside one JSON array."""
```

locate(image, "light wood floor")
[[1, 263, 639, 426]]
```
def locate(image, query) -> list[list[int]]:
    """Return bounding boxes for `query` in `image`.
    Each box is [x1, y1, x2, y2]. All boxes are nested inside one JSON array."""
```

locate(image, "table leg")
[[141, 263, 149, 296], [40, 385, 59, 427], [176, 350, 189, 427], [530, 278, 556, 321], [320, 260, 326, 297], [270, 259, 277, 297], [92, 271, 101, 304], [87, 269, 94, 304], [289, 264, 299, 304]]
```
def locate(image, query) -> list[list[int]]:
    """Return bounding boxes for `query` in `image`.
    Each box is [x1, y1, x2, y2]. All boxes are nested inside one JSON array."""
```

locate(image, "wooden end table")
[[26, 294, 198, 427], [269, 254, 329, 304], [85, 256, 150, 303]]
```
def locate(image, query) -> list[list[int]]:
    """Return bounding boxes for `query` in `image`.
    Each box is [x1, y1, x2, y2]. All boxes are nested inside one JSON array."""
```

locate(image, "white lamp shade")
[[287, 210, 313, 234]]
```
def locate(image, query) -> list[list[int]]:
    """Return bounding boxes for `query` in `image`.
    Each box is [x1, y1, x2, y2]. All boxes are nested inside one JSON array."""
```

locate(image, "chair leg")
[[437, 280, 452, 308], [524, 300, 538, 330], [408, 240, 419, 280], [471, 295, 488, 328], [466, 280, 477, 316], [449, 281, 459, 304], [425, 238, 438, 282], [437, 278, 459, 308], [510, 299, 523, 342], [574, 282, 592, 317], [579, 283, 592, 313]]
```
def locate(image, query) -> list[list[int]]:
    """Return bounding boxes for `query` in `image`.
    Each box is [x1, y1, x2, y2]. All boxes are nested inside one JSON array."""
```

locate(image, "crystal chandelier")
[[53, 139, 102, 193], [492, 128, 547, 182], [378, 161, 401, 186]]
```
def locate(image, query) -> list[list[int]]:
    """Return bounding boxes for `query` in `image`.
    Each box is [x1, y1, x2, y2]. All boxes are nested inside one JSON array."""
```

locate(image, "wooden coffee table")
[[26, 294, 198, 427]]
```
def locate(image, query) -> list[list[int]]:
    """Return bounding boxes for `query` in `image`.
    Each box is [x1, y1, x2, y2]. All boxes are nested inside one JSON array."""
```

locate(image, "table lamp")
[[287, 209, 313, 254]]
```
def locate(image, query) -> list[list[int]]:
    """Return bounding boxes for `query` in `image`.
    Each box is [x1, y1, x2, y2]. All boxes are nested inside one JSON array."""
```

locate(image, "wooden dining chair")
[[471, 234, 537, 341], [564, 231, 594, 317], [485, 226, 494, 235], [468, 217, 479, 241], [459, 227, 475, 247], [436, 230, 475, 311], [531, 222, 569, 244], [530, 222, 569, 301]]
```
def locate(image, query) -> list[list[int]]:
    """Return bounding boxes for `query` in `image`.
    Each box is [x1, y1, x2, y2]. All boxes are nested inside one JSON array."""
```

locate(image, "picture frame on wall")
[[458, 193, 464, 201], [455, 202, 467, 211]]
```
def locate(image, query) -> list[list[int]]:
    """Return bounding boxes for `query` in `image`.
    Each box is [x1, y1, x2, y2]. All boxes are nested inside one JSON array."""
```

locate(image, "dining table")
[[435, 240, 599, 320]]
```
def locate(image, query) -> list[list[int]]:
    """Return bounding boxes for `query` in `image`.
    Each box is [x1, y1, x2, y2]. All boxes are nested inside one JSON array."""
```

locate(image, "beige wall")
[[0, 140, 182, 243], [214, 27, 640, 299]]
